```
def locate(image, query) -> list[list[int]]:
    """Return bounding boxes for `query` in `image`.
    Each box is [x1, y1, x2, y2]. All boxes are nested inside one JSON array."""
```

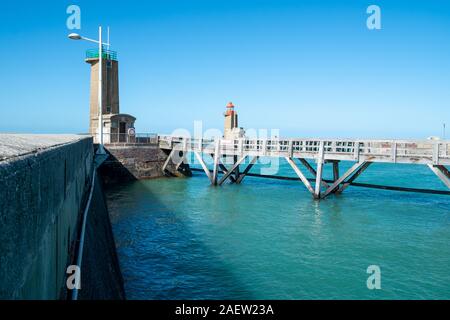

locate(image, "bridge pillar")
[[321, 161, 372, 199], [212, 140, 221, 185], [313, 141, 325, 199], [236, 156, 258, 184], [428, 165, 450, 189]]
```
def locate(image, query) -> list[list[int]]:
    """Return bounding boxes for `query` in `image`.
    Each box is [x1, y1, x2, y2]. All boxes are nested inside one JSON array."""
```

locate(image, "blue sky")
[[0, 0, 449, 138]]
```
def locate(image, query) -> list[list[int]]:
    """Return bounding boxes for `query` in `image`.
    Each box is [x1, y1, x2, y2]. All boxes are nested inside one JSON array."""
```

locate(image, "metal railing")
[[86, 49, 118, 61], [158, 136, 450, 165], [102, 133, 158, 145]]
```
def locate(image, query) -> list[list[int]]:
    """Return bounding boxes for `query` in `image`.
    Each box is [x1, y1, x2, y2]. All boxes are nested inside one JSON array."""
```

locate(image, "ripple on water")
[[106, 163, 450, 300]]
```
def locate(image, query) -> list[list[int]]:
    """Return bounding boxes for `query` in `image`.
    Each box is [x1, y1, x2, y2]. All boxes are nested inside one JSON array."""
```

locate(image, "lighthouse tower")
[[223, 102, 245, 140], [224, 102, 238, 139], [85, 49, 136, 143]]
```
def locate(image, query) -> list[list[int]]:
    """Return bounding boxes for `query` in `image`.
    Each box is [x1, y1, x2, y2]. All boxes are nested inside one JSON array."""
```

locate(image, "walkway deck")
[[158, 136, 450, 199]]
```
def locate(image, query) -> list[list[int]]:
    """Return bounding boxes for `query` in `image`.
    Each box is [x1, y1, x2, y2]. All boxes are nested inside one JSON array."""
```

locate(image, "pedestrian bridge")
[[157, 135, 450, 199]]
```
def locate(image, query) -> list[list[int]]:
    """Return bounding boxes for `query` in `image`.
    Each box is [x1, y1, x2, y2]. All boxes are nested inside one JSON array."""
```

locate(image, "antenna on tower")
[[107, 27, 111, 50], [444, 123, 446, 140]]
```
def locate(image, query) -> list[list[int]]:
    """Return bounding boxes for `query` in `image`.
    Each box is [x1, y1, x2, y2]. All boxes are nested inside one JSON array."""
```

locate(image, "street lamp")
[[68, 26, 110, 155]]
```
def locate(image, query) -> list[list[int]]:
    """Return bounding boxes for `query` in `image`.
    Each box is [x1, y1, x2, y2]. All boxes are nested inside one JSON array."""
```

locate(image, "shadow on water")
[[104, 178, 255, 300], [98, 153, 138, 185], [103, 161, 450, 300]]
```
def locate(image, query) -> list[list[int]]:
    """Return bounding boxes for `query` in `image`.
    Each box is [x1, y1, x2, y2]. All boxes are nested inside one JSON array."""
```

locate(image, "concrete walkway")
[[0, 134, 89, 161]]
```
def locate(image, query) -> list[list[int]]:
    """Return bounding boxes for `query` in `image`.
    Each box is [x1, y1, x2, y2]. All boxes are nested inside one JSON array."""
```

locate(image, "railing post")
[[289, 139, 293, 158], [433, 143, 440, 165], [354, 141, 360, 161], [391, 142, 397, 163], [239, 139, 244, 157], [183, 138, 188, 152]]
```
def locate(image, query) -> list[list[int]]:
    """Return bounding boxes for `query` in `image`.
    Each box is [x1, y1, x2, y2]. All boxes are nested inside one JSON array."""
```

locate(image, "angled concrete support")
[[285, 157, 315, 195], [298, 158, 330, 189], [218, 156, 247, 186], [162, 149, 176, 173], [175, 149, 188, 171], [321, 161, 370, 199], [194, 151, 213, 183], [218, 163, 237, 183], [236, 156, 258, 184], [428, 165, 450, 189], [336, 162, 372, 194]]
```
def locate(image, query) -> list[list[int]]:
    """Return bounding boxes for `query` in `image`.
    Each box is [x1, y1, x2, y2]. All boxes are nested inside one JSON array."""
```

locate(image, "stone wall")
[[99, 145, 191, 185], [0, 135, 126, 300], [0, 137, 93, 299]]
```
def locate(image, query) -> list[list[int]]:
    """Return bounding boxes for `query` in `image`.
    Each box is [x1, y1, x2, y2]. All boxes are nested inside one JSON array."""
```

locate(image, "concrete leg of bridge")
[[212, 141, 221, 186], [234, 155, 240, 182], [428, 165, 450, 189], [162, 149, 192, 178], [298, 158, 330, 189], [321, 161, 372, 199], [285, 157, 315, 196], [236, 156, 259, 184], [219, 162, 236, 183], [218, 156, 247, 186], [194, 152, 213, 183], [335, 162, 372, 195]]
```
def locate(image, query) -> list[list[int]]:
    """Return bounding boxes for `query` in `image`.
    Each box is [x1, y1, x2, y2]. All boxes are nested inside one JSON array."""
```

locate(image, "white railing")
[[158, 136, 450, 165], [103, 133, 158, 145]]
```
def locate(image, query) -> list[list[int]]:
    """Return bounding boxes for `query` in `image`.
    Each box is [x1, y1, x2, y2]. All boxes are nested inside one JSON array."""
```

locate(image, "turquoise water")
[[106, 159, 450, 300]]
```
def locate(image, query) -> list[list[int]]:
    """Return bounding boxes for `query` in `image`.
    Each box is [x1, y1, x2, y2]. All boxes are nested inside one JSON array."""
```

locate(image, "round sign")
[[128, 127, 136, 136]]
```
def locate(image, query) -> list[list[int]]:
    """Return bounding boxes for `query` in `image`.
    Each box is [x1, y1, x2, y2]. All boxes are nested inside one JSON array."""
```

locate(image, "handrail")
[[157, 135, 450, 165], [71, 169, 96, 300], [86, 48, 118, 61]]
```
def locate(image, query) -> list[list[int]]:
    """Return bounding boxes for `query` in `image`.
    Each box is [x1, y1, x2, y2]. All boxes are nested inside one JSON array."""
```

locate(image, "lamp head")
[[68, 33, 82, 40]]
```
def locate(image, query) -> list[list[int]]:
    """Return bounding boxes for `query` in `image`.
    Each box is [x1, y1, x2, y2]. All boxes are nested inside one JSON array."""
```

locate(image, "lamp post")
[[69, 27, 110, 154], [444, 123, 446, 140]]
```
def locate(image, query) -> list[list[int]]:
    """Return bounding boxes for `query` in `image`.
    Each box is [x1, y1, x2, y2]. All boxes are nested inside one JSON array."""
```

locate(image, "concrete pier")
[[0, 134, 124, 300], [159, 135, 450, 199], [100, 143, 191, 185]]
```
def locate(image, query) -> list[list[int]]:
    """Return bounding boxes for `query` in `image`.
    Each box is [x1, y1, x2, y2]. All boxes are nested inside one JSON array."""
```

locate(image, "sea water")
[[106, 158, 450, 299]]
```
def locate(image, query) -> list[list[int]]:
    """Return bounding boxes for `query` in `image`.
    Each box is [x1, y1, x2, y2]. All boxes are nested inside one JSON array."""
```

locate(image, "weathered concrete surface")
[[99, 145, 191, 185], [0, 135, 93, 299], [0, 134, 125, 300], [0, 134, 90, 161], [78, 173, 125, 300]]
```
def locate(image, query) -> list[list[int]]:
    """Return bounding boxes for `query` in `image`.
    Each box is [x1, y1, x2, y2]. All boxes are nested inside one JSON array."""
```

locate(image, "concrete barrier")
[[0, 135, 93, 299]]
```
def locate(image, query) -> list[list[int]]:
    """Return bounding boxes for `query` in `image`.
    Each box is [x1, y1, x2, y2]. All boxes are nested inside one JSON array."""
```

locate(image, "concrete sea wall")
[[99, 145, 190, 185], [77, 172, 125, 300], [0, 135, 124, 300]]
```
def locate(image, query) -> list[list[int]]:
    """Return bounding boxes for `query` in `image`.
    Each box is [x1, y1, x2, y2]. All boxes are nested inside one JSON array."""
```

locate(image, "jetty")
[[158, 135, 450, 199]]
